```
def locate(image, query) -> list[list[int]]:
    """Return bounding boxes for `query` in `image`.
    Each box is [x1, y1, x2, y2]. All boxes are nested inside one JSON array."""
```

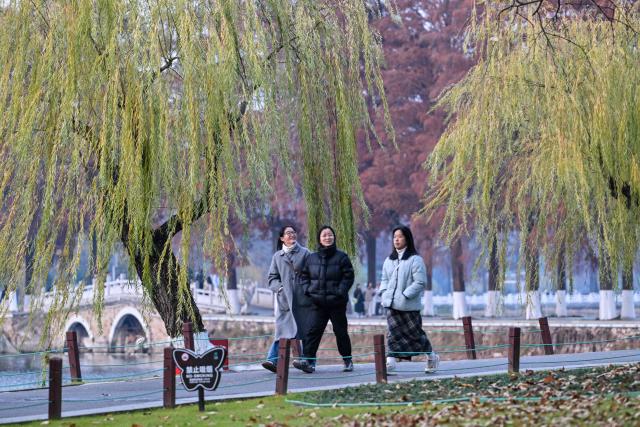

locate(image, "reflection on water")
[[0, 352, 164, 391]]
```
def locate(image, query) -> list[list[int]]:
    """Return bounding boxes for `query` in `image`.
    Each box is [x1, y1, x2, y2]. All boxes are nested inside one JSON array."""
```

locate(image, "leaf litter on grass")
[[313, 395, 640, 427], [296, 363, 640, 405]]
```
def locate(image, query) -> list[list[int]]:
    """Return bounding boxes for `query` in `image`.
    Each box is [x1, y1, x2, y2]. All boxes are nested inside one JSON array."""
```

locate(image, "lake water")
[[0, 352, 165, 391]]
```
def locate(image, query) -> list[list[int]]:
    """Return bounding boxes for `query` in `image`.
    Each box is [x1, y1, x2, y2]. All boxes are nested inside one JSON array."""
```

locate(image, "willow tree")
[[425, 1, 640, 317], [0, 0, 394, 341]]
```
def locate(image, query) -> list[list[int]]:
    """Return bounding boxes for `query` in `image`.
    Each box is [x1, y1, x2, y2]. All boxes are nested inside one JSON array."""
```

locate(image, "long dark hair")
[[389, 225, 418, 260], [276, 225, 297, 251]]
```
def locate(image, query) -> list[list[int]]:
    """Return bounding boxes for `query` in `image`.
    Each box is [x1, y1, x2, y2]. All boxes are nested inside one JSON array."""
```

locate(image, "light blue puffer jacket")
[[379, 254, 427, 312]]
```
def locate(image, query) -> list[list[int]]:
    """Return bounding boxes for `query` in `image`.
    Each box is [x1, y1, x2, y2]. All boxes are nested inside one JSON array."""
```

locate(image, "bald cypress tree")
[[0, 0, 393, 338]]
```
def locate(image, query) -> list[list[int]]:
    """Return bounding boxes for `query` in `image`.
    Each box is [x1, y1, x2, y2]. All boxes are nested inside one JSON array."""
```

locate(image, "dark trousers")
[[302, 304, 352, 364]]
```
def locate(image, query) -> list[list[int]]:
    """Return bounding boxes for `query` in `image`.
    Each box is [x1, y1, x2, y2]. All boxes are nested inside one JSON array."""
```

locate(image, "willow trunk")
[[122, 229, 204, 338]]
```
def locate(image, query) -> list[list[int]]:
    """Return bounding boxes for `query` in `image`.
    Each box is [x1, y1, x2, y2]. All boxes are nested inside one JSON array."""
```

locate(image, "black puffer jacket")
[[300, 244, 354, 307]]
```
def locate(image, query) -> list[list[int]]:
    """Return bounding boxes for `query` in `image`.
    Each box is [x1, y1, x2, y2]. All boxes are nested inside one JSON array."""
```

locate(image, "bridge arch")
[[64, 316, 93, 347], [108, 307, 150, 353]]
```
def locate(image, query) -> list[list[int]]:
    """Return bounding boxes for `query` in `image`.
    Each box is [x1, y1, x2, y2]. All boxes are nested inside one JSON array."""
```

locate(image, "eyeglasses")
[[284, 231, 297, 236]]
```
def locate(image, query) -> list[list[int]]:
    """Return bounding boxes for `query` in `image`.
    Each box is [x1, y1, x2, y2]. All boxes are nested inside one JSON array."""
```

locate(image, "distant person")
[[263, 225, 310, 373], [379, 225, 439, 373], [365, 283, 376, 317], [353, 284, 365, 317], [374, 282, 382, 316], [294, 225, 354, 373], [195, 269, 204, 289]]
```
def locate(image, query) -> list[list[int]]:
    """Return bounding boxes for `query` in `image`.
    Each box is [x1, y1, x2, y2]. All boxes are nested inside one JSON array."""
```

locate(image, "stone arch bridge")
[[2, 279, 257, 353]]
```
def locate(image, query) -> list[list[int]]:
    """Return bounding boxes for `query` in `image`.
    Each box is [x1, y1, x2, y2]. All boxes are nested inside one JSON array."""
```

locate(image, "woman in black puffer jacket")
[[293, 225, 354, 373]]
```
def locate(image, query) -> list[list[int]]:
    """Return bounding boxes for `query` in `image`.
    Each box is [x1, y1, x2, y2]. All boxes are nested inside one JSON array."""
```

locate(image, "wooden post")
[[275, 338, 291, 395], [65, 331, 82, 382], [291, 339, 302, 359], [163, 347, 176, 409], [373, 334, 387, 384], [538, 317, 554, 355], [48, 357, 62, 420], [182, 322, 205, 412], [462, 316, 477, 360], [508, 327, 521, 374], [183, 322, 195, 351]]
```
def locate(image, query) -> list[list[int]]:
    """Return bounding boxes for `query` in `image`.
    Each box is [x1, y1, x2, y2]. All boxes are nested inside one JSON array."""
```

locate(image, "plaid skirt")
[[386, 309, 432, 360]]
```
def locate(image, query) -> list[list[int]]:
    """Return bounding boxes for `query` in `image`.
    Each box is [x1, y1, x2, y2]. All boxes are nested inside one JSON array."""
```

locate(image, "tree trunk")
[[524, 242, 542, 319], [226, 250, 241, 315], [622, 264, 633, 291], [485, 238, 499, 317], [488, 239, 498, 292], [22, 207, 41, 310], [423, 251, 435, 316], [451, 237, 467, 319], [621, 261, 635, 319], [598, 250, 617, 320], [365, 232, 377, 286], [122, 228, 204, 338], [24, 242, 35, 293], [555, 243, 568, 317], [425, 257, 433, 292], [451, 238, 465, 292], [598, 254, 614, 290], [524, 245, 539, 292], [226, 251, 238, 290]]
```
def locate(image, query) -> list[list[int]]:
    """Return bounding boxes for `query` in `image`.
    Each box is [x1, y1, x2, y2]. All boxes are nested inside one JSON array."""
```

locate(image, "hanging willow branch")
[[0, 0, 393, 339], [424, 1, 640, 290]]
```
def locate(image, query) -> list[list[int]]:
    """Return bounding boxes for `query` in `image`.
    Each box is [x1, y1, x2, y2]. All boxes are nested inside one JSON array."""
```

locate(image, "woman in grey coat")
[[379, 225, 439, 373], [262, 225, 311, 372]]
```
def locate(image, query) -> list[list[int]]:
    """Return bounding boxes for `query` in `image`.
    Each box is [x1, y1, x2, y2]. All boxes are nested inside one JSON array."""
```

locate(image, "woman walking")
[[353, 284, 366, 317], [263, 225, 310, 372], [379, 225, 439, 373], [294, 225, 354, 373], [365, 283, 376, 317]]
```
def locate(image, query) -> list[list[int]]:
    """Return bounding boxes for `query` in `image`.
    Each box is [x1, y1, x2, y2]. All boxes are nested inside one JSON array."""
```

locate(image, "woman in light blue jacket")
[[379, 225, 438, 373]]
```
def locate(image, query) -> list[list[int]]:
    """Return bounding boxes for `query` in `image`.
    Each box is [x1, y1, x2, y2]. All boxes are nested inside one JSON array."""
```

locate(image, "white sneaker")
[[425, 352, 439, 373], [386, 356, 397, 371]]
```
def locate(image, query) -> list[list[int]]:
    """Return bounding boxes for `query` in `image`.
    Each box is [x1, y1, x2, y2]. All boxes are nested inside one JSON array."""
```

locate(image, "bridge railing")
[[8, 278, 260, 313]]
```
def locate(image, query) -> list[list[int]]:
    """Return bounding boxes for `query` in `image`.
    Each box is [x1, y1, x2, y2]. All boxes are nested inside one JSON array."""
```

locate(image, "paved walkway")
[[204, 313, 640, 328], [2, 349, 639, 424]]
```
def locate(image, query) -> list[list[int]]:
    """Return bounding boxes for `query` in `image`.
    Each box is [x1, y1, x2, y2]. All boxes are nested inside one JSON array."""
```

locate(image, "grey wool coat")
[[267, 244, 311, 340]]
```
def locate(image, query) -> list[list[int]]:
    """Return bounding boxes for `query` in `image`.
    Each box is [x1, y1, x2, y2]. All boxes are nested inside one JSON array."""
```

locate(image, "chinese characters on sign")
[[173, 347, 226, 391]]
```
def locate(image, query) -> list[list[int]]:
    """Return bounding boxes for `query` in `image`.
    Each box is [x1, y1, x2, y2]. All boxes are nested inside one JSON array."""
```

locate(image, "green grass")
[[11, 394, 640, 427], [10, 364, 640, 426]]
